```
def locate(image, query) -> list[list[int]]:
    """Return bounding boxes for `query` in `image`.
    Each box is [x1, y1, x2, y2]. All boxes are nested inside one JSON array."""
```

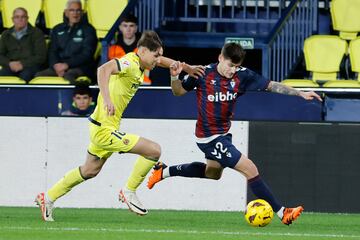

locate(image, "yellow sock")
[[47, 167, 85, 202], [126, 156, 157, 191]]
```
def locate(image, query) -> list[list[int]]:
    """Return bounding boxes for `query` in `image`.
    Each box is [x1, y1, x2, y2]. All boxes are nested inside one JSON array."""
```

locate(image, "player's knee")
[[148, 142, 161, 160], [80, 166, 101, 179], [248, 160, 259, 176], [243, 159, 259, 179], [87, 170, 100, 178], [206, 173, 222, 180], [205, 168, 222, 180], [211, 173, 222, 180], [234, 156, 259, 179]]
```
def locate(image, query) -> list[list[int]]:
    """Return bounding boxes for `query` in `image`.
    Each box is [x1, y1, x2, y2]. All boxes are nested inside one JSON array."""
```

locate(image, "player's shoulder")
[[193, 63, 216, 81], [235, 66, 254, 78], [236, 66, 248, 73], [121, 52, 138, 65], [117, 52, 140, 71], [205, 63, 217, 73]]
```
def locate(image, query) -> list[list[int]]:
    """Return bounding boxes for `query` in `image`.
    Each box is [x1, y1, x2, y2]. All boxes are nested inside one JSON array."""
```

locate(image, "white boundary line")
[[1, 226, 360, 238]]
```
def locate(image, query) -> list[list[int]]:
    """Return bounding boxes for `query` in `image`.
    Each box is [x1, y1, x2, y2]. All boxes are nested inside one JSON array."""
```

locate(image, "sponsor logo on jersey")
[[120, 60, 131, 69], [207, 91, 237, 102]]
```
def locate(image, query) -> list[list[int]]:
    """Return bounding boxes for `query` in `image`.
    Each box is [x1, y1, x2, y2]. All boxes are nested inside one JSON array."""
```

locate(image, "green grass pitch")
[[0, 207, 359, 240]]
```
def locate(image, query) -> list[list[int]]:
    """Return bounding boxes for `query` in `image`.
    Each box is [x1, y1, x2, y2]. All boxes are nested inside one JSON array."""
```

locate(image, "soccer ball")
[[244, 199, 274, 227]]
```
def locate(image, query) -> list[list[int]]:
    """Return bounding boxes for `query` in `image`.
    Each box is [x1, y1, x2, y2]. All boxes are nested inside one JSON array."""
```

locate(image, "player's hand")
[[104, 99, 115, 116], [299, 91, 322, 102], [184, 65, 205, 79], [9, 61, 23, 72], [170, 61, 184, 77]]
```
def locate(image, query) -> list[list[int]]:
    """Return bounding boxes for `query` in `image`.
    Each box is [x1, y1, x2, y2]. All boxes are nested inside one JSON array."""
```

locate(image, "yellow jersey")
[[90, 52, 144, 129]]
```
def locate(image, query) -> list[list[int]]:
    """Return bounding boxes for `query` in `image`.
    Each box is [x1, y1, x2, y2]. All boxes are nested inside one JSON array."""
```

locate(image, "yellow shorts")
[[87, 123, 140, 159]]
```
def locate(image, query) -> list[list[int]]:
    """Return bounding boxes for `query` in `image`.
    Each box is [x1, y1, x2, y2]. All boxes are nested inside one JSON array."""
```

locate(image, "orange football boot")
[[147, 162, 167, 189], [282, 206, 304, 225]]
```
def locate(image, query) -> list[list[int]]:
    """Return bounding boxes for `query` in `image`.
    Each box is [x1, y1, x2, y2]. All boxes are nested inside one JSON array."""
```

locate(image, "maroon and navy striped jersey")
[[182, 63, 270, 138]]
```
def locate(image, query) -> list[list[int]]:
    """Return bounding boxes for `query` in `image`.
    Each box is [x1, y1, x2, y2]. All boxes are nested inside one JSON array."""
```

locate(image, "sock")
[[44, 193, 53, 204], [126, 156, 157, 191], [277, 207, 285, 219], [47, 167, 85, 202], [248, 175, 282, 212], [162, 167, 170, 178], [169, 162, 206, 178]]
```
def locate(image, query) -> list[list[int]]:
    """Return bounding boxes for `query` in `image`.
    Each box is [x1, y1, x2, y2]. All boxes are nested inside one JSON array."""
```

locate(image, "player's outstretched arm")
[[170, 61, 188, 96], [182, 64, 205, 79], [267, 81, 322, 102], [158, 56, 205, 79]]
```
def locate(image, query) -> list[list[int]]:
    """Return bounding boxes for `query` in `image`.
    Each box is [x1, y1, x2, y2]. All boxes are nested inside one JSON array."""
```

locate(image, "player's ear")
[[218, 54, 223, 62], [137, 46, 146, 55]]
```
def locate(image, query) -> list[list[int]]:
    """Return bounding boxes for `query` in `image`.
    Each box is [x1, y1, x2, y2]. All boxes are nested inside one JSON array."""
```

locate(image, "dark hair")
[[73, 86, 92, 97], [121, 13, 138, 24], [137, 30, 163, 52], [221, 42, 246, 64]]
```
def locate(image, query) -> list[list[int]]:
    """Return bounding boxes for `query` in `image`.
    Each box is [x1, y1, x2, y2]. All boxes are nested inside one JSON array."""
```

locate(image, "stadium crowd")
[[0, 0, 146, 86]]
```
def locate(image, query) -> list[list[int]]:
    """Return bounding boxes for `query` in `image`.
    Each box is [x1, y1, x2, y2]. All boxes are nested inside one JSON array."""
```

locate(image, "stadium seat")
[[330, 0, 360, 40], [87, 0, 128, 38], [322, 80, 360, 88], [42, 0, 86, 29], [29, 76, 94, 85], [349, 37, 360, 80], [304, 35, 348, 83], [281, 79, 320, 88], [0, 76, 26, 84], [29, 76, 71, 85], [0, 0, 42, 28]]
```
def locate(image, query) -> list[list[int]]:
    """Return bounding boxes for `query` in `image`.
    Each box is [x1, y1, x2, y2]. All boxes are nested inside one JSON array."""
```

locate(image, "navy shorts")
[[196, 134, 242, 168]]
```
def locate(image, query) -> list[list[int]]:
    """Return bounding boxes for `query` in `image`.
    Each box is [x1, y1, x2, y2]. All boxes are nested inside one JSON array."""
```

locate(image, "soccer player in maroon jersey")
[[148, 42, 322, 225]]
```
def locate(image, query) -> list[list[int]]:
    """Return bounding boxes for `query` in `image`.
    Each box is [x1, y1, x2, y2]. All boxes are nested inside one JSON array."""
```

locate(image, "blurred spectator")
[[35, 0, 97, 84], [108, 14, 151, 85], [61, 86, 95, 116], [108, 14, 141, 59], [0, 7, 46, 83]]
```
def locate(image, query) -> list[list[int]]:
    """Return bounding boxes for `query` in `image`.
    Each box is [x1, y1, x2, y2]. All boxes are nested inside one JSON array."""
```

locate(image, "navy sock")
[[169, 162, 206, 178], [248, 175, 282, 212]]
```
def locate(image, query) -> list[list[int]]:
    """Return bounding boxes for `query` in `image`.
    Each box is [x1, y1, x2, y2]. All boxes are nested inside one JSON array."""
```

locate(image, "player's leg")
[[204, 159, 223, 180], [47, 153, 106, 202], [119, 137, 161, 215], [232, 154, 303, 225], [125, 136, 161, 190], [233, 155, 282, 212], [35, 153, 106, 221], [147, 160, 222, 190], [147, 138, 231, 189]]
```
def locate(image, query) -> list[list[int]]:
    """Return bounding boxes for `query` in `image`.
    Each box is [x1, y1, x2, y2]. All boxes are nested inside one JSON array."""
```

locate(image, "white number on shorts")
[[211, 142, 228, 159]]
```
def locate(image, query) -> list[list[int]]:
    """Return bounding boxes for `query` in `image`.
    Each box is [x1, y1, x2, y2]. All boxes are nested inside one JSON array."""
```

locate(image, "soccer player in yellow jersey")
[[35, 31, 204, 221]]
